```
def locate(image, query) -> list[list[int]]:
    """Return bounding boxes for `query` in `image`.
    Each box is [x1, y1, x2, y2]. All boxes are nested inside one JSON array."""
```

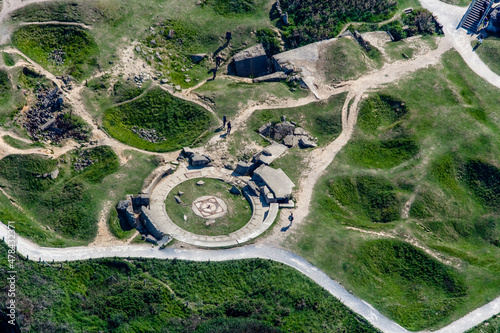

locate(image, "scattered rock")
[[182, 147, 195, 157], [258, 122, 272, 137], [160, 78, 169, 84], [174, 196, 182, 204], [175, 85, 181, 91], [205, 219, 215, 226], [50, 169, 60, 179], [131, 126, 165, 143], [196, 180, 205, 186], [299, 137, 317, 148], [235, 161, 254, 176], [190, 53, 207, 63], [135, 46, 142, 52], [150, 39, 157, 46], [177, 191, 184, 196]]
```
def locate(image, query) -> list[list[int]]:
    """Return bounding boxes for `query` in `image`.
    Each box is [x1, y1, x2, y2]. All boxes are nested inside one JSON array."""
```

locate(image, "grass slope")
[[0, 148, 157, 246], [103, 87, 214, 152], [12, 25, 98, 80], [290, 51, 500, 331], [0, 244, 379, 332]]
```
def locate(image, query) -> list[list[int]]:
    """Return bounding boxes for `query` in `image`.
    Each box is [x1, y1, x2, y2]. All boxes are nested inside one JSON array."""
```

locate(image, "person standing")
[[222, 115, 227, 128], [226, 121, 232, 135], [288, 212, 294, 225]]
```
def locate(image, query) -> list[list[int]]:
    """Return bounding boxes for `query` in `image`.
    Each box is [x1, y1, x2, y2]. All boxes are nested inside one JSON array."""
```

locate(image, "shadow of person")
[[473, 43, 481, 52]]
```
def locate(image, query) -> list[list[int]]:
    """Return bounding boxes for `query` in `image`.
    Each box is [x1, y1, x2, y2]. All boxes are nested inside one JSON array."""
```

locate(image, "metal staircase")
[[459, 0, 493, 32]]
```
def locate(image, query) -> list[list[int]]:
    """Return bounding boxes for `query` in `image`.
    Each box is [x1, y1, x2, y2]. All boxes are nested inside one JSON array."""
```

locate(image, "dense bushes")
[[381, 8, 437, 41], [279, 0, 397, 47], [0, 248, 379, 332]]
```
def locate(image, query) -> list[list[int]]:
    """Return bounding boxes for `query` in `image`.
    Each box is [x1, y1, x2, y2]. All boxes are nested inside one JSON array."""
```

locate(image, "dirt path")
[[19, 21, 93, 29]]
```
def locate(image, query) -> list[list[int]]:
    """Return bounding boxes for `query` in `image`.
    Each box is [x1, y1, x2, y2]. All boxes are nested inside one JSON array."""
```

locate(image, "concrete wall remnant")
[[140, 206, 164, 240], [233, 44, 269, 78]]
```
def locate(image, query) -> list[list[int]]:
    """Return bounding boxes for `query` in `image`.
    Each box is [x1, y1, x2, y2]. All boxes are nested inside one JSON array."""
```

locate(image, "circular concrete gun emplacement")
[[147, 165, 279, 248]]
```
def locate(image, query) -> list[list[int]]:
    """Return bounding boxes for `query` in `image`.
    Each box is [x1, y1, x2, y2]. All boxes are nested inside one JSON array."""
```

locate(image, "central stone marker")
[[192, 196, 228, 219]]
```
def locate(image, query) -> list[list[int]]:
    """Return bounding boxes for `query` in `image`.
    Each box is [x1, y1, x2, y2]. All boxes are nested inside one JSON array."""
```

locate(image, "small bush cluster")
[[279, 0, 397, 47]]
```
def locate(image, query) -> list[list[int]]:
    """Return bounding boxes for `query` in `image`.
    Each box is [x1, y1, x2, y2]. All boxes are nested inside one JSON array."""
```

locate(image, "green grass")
[[12, 24, 98, 80], [323, 38, 371, 83], [440, 0, 471, 6], [0, 243, 379, 332], [165, 178, 252, 236], [289, 50, 500, 331], [0, 69, 11, 106], [103, 87, 214, 152], [2, 52, 15, 66], [0, 148, 158, 246], [108, 208, 136, 240], [474, 37, 500, 77], [467, 314, 500, 332], [195, 78, 309, 119], [249, 92, 347, 146], [2, 135, 44, 150]]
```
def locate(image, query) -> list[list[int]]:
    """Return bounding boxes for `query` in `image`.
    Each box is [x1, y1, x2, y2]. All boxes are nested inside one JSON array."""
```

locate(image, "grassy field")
[[248, 92, 347, 146], [0, 148, 157, 246], [165, 178, 252, 236], [195, 78, 309, 119], [0, 69, 11, 107], [103, 87, 214, 152], [474, 37, 500, 76], [0, 242, 379, 332], [12, 25, 99, 80], [289, 50, 500, 331], [2, 135, 44, 150]]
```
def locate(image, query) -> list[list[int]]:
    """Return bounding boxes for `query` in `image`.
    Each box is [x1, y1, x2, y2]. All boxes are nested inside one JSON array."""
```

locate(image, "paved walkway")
[[148, 164, 278, 247], [2, 222, 500, 333]]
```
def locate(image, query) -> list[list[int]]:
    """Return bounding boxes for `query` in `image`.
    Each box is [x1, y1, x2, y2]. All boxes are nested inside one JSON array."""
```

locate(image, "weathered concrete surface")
[[233, 44, 269, 77], [253, 165, 295, 201]]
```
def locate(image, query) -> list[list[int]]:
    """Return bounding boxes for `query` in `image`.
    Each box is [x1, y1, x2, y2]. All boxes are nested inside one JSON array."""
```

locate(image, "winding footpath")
[[1, 0, 500, 331]]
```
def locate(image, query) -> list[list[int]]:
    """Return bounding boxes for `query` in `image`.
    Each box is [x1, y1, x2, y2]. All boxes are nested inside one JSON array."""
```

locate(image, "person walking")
[[226, 121, 231, 135], [288, 212, 294, 225], [222, 115, 227, 128]]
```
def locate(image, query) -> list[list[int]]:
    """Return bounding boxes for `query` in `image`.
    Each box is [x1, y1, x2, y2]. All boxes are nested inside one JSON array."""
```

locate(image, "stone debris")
[[22, 85, 88, 143], [205, 219, 215, 226], [174, 196, 182, 204], [133, 72, 151, 86], [258, 119, 317, 148], [73, 150, 98, 172], [48, 49, 66, 66], [190, 53, 207, 63], [131, 126, 165, 143], [196, 180, 205, 186]]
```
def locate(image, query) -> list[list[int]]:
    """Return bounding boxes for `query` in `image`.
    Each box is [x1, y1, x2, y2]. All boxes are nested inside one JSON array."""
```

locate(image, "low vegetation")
[[0, 243, 379, 332], [103, 87, 213, 152], [2, 135, 44, 150], [279, 0, 397, 47], [0, 70, 11, 106], [0, 149, 157, 246], [203, 0, 257, 16], [2, 52, 15, 66], [165, 178, 252, 236], [291, 51, 500, 331], [12, 25, 98, 80], [474, 37, 500, 76]]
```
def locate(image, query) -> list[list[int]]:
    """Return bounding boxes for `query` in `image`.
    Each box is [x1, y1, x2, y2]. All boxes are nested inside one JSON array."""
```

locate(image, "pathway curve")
[[148, 164, 278, 247], [2, 221, 500, 333]]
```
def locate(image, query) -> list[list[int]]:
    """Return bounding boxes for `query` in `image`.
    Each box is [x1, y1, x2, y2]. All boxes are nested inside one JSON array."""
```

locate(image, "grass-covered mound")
[[2, 135, 44, 150], [103, 87, 213, 152], [0, 148, 157, 246], [279, 0, 397, 47], [347, 240, 467, 330], [326, 175, 401, 223], [0, 147, 118, 241], [0, 244, 379, 332], [12, 24, 98, 80], [292, 51, 500, 331], [165, 178, 252, 236]]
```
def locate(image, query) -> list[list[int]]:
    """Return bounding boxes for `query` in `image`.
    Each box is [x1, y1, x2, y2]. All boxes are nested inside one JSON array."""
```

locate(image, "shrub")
[[257, 28, 281, 55]]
